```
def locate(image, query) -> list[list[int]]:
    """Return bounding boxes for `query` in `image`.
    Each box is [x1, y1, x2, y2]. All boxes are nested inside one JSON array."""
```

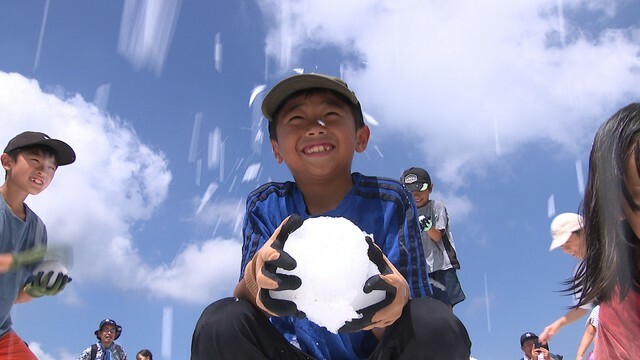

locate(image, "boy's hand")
[[9, 245, 47, 271], [339, 236, 409, 333], [532, 346, 551, 360], [418, 215, 432, 232], [25, 271, 72, 298], [244, 214, 304, 317]]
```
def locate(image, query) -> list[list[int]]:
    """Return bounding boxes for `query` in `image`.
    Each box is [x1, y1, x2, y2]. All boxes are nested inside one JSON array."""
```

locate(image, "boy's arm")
[[575, 324, 596, 360], [15, 287, 34, 303], [0, 245, 47, 273], [539, 307, 589, 342], [426, 201, 448, 242], [0, 253, 12, 273], [425, 227, 443, 242]]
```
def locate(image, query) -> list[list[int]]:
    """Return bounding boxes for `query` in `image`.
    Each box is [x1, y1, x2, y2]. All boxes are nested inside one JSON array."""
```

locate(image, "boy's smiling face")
[[2, 148, 57, 195], [98, 324, 117, 347], [270, 91, 369, 182], [411, 187, 431, 207]]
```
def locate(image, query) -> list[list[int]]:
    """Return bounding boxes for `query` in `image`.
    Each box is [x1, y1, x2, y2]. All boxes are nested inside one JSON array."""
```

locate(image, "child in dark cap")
[[518, 331, 561, 360], [191, 74, 471, 359], [0, 131, 75, 359], [401, 167, 466, 310]]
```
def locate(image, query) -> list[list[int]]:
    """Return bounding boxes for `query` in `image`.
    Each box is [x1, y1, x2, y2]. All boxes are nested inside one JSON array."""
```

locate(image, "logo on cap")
[[404, 174, 418, 184]]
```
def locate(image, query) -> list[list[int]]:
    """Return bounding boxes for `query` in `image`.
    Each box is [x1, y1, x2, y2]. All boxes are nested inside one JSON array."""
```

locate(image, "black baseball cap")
[[95, 318, 123, 340], [520, 332, 538, 346], [4, 131, 76, 166], [401, 167, 432, 192], [261, 73, 364, 126]]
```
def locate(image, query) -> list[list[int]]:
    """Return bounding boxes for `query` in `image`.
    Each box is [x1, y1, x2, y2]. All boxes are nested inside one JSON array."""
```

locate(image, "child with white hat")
[[539, 213, 594, 343]]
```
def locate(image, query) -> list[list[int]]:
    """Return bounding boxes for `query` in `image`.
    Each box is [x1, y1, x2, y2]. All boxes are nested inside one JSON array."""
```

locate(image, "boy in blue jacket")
[[192, 74, 471, 359]]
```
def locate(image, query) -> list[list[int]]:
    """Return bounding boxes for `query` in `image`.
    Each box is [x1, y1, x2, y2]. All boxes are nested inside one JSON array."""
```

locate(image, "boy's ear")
[[355, 125, 370, 153], [270, 139, 283, 164], [1, 153, 13, 171]]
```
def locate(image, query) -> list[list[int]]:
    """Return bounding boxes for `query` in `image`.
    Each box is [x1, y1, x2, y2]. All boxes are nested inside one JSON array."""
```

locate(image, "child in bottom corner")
[[191, 73, 472, 360], [571, 102, 640, 359], [401, 167, 466, 310], [77, 319, 127, 360]]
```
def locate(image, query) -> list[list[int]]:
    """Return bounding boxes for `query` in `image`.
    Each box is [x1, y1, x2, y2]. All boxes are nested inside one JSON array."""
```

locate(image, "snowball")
[[32, 260, 68, 287], [270, 216, 386, 333]]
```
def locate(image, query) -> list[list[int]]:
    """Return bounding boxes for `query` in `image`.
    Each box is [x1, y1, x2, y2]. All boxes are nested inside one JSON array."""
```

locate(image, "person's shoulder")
[[23, 202, 43, 220], [354, 173, 407, 194], [427, 199, 448, 213], [247, 180, 296, 200], [354, 173, 417, 211]]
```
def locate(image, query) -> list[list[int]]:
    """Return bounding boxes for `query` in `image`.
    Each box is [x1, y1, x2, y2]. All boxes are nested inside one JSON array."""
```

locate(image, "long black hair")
[[136, 349, 153, 359], [573, 102, 640, 306]]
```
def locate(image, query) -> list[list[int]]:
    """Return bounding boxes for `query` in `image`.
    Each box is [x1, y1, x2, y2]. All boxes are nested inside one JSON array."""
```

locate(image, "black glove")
[[25, 271, 72, 297], [339, 236, 409, 333], [244, 214, 305, 317], [419, 215, 432, 232]]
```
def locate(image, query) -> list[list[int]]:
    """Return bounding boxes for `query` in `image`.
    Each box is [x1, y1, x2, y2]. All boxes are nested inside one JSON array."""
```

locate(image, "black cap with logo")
[[401, 167, 431, 192]]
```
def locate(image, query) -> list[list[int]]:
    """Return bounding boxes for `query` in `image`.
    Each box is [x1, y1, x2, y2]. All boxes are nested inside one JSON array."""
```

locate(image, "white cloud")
[[0, 72, 237, 304], [0, 72, 169, 277], [28, 343, 77, 360], [257, 0, 640, 186], [145, 238, 241, 303], [27, 342, 54, 360], [437, 192, 473, 221]]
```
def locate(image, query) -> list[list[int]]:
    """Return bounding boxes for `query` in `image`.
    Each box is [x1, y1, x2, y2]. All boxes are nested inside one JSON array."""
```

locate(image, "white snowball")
[[270, 216, 386, 333], [32, 260, 68, 287]]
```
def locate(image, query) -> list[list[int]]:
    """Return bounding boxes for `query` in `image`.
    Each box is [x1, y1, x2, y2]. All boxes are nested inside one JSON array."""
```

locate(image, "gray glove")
[[25, 271, 72, 297]]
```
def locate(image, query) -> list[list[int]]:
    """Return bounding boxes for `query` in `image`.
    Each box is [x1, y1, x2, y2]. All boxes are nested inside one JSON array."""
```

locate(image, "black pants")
[[191, 297, 471, 360]]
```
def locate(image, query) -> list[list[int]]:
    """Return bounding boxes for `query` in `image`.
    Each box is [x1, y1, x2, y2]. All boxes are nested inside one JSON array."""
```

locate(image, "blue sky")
[[1, 0, 639, 359]]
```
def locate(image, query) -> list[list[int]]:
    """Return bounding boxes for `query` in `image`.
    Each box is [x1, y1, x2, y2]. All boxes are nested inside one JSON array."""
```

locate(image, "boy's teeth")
[[306, 145, 329, 154]]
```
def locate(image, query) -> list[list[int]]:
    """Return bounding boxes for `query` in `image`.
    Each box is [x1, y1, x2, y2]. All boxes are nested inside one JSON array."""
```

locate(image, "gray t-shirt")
[[417, 200, 460, 273], [0, 196, 47, 337]]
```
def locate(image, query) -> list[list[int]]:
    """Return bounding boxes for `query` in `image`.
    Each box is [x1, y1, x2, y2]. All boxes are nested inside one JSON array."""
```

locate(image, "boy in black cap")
[[78, 318, 127, 360], [401, 167, 466, 310], [519, 332, 560, 360], [0, 131, 75, 359], [192, 74, 471, 359]]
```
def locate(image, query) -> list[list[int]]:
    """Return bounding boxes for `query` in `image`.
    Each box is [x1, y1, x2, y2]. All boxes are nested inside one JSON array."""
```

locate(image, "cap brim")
[[405, 182, 428, 192], [35, 139, 76, 166], [549, 232, 571, 251], [261, 74, 361, 122]]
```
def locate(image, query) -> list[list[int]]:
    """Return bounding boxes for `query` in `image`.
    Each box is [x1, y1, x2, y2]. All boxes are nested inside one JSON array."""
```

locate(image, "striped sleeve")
[[240, 182, 289, 279], [359, 176, 432, 298]]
